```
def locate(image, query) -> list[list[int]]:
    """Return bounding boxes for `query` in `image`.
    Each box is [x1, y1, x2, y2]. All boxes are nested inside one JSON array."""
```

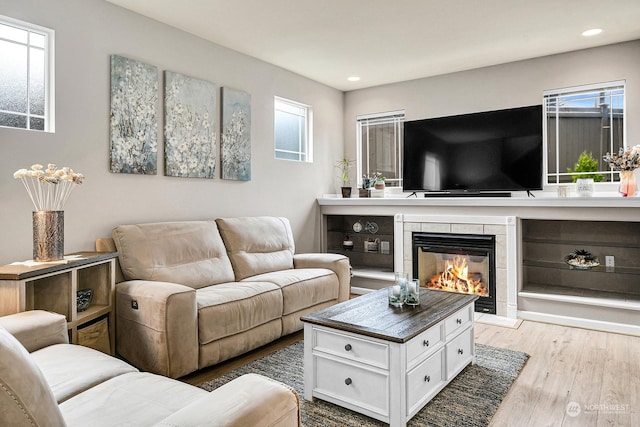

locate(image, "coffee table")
[[301, 288, 478, 427]]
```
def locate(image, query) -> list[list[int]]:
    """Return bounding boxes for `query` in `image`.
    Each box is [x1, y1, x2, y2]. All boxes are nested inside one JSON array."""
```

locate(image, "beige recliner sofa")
[[98, 216, 350, 378], [0, 310, 299, 427]]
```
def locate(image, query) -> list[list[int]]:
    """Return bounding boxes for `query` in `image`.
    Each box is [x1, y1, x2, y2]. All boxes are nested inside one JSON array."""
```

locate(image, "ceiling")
[[105, 0, 640, 91]]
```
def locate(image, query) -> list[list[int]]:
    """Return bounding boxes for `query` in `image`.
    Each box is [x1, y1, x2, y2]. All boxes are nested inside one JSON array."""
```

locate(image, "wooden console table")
[[0, 252, 117, 353], [301, 288, 478, 427]]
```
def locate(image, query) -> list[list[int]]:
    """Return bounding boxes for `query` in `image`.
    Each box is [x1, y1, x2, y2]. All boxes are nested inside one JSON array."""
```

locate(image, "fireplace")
[[412, 232, 496, 314]]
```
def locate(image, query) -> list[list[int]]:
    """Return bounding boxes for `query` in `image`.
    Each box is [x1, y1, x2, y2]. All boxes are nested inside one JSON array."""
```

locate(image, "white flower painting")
[[110, 55, 158, 174], [164, 71, 217, 178], [221, 87, 251, 181]]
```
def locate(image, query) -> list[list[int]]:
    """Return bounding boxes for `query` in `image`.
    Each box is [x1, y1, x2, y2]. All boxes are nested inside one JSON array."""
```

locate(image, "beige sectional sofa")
[[98, 216, 350, 378], [0, 310, 299, 427]]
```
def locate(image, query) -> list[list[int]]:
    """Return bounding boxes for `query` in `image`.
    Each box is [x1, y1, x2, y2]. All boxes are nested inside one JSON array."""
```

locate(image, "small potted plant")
[[373, 172, 386, 190], [336, 158, 354, 198]]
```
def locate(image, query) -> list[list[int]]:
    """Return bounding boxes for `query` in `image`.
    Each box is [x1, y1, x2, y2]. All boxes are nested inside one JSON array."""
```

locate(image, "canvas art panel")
[[221, 87, 251, 180], [110, 55, 158, 174], [164, 71, 217, 178]]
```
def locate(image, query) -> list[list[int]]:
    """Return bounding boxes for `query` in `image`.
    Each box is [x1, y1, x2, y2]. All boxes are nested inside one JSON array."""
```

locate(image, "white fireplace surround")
[[394, 214, 517, 319]]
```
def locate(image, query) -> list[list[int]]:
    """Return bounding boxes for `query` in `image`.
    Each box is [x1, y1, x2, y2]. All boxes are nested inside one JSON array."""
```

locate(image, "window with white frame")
[[274, 97, 312, 162], [0, 15, 54, 132], [357, 111, 405, 187], [544, 81, 625, 184]]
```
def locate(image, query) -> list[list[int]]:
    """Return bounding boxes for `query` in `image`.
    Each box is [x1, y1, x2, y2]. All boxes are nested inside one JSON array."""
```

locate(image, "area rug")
[[200, 341, 529, 427]]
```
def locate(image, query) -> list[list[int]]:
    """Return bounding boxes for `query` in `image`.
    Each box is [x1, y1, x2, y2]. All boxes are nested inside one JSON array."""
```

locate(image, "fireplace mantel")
[[318, 194, 640, 335]]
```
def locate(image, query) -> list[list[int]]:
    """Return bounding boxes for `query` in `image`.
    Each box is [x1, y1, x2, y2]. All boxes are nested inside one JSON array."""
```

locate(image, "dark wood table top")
[[0, 252, 118, 280], [301, 288, 478, 343]]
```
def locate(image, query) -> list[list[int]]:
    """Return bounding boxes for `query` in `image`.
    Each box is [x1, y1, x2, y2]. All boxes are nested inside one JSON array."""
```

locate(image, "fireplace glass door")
[[413, 233, 496, 314]]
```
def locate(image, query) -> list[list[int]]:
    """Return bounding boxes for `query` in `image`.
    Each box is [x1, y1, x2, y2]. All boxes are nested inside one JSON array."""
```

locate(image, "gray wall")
[[0, 0, 344, 264], [344, 40, 640, 180]]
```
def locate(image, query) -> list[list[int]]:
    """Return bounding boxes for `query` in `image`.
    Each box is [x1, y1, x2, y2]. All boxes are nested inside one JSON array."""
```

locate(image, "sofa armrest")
[[294, 253, 351, 302], [116, 280, 198, 378], [154, 374, 300, 427], [0, 310, 68, 352]]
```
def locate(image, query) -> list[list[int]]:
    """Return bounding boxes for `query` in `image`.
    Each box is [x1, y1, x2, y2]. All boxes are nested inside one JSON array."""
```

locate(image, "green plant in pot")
[[567, 151, 605, 183], [373, 172, 386, 189], [336, 158, 355, 198]]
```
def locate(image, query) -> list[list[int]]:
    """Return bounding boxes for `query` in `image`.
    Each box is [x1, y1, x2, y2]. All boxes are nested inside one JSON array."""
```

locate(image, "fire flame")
[[428, 256, 488, 296]]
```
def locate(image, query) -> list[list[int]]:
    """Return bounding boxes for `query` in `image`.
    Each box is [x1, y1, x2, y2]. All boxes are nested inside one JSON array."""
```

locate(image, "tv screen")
[[403, 105, 543, 193]]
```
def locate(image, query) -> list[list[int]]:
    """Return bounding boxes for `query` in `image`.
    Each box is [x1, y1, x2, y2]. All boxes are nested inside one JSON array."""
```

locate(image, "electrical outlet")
[[605, 256, 615, 267]]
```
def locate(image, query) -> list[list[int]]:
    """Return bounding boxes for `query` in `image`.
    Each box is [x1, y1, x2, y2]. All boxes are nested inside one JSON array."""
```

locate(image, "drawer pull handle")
[[456, 318, 462, 324], [345, 378, 352, 386], [344, 344, 352, 351], [424, 375, 431, 383], [458, 348, 464, 355], [423, 340, 429, 347]]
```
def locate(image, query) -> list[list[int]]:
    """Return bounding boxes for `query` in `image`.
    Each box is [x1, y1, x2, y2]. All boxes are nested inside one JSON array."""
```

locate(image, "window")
[[356, 111, 405, 187], [544, 81, 625, 184], [274, 97, 312, 162], [0, 15, 54, 132]]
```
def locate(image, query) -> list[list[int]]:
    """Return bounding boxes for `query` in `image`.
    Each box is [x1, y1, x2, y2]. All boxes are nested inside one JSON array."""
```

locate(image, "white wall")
[[0, 0, 344, 264], [344, 40, 640, 171]]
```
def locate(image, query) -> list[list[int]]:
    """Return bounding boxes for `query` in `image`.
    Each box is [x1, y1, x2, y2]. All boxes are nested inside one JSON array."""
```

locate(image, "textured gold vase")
[[32, 211, 64, 262]]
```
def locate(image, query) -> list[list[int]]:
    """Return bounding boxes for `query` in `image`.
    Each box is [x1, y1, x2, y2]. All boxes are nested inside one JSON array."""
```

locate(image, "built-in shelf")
[[523, 259, 640, 276]]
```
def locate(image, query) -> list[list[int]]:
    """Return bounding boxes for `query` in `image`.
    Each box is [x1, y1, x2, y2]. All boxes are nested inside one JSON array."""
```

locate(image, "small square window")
[[0, 15, 54, 132], [274, 97, 312, 162]]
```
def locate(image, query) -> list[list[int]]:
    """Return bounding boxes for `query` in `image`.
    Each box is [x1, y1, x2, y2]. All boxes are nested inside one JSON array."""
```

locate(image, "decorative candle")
[[392, 285, 401, 296], [407, 280, 417, 294]]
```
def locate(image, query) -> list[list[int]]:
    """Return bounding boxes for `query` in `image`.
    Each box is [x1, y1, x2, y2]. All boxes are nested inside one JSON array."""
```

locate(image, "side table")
[[0, 251, 118, 354]]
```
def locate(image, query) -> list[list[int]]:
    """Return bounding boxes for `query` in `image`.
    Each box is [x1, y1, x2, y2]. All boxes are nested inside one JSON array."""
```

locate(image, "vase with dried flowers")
[[603, 145, 640, 197], [14, 164, 84, 261]]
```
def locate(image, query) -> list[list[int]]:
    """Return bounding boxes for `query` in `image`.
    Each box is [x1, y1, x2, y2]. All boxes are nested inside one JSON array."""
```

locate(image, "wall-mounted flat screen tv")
[[403, 105, 543, 194]]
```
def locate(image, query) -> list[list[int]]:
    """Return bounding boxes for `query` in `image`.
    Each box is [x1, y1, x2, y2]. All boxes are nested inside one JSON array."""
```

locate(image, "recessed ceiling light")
[[582, 28, 603, 37], [347, 76, 361, 82]]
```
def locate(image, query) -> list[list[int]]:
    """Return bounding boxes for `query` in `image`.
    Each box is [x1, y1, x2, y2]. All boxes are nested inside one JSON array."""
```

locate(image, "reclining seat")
[[216, 217, 345, 335], [112, 220, 283, 378]]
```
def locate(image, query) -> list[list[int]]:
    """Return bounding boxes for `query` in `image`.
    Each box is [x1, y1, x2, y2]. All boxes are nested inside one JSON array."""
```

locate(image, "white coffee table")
[[301, 288, 478, 427]]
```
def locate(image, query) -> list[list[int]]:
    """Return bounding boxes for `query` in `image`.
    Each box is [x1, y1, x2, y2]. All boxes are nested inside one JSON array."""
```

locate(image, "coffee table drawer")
[[314, 328, 389, 369], [446, 327, 473, 379], [407, 348, 445, 413], [444, 305, 472, 337], [406, 323, 443, 365], [315, 355, 389, 416]]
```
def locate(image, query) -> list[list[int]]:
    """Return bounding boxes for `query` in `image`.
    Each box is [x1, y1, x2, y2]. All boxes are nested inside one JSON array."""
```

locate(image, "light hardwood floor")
[[182, 320, 639, 427]]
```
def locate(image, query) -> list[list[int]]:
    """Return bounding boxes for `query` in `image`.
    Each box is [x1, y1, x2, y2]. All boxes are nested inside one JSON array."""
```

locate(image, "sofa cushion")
[[31, 343, 138, 403], [113, 220, 235, 288], [0, 327, 66, 427], [243, 268, 339, 315], [196, 282, 283, 344], [59, 372, 206, 427], [216, 216, 295, 280]]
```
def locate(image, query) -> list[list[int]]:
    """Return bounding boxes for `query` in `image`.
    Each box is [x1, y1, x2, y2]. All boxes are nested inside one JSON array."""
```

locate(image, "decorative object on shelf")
[[76, 288, 94, 312], [564, 249, 600, 269], [364, 238, 380, 252], [619, 170, 637, 198], [556, 185, 569, 198], [373, 172, 386, 190], [604, 145, 640, 197], [110, 55, 158, 175], [14, 164, 84, 262], [342, 235, 354, 251], [364, 221, 379, 234], [221, 87, 252, 181], [336, 158, 355, 198], [352, 221, 363, 233], [164, 71, 217, 179], [404, 279, 420, 306], [575, 178, 594, 197]]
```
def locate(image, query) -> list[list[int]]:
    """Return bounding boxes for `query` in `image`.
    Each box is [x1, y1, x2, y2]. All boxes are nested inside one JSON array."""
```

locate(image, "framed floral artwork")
[[109, 55, 158, 174], [221, 87, 251, 181], [164, 71, 217, 178]]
